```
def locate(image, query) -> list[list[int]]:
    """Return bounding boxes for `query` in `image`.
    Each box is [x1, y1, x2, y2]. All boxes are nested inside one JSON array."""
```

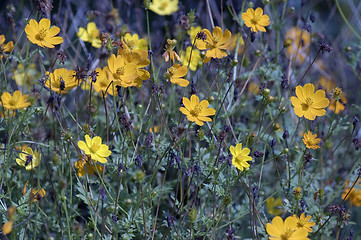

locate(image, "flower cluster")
[[266, 213, 315, 239]]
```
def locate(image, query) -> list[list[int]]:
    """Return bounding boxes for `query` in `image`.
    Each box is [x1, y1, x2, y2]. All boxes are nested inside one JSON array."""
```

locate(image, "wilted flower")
[[75, 155, 104, 177]]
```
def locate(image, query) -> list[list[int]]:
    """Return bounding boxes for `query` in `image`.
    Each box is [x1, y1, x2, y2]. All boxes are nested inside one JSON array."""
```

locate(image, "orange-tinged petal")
[[212, 26, 223, 39]]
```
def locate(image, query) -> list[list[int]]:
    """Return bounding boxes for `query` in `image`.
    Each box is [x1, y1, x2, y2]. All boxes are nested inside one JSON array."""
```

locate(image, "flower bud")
[[284, 38, 293, 48], [188, 208, 197, 223]]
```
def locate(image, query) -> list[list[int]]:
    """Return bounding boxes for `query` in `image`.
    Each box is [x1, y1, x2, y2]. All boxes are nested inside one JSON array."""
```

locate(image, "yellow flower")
[[77, 22, 102, 48], [179, 95, 216, 126], [188, 26, 202, 43], [229, 143, 252, 171], [92, 67, 120, 96], [107, 54, 138, 86], [2, 206, 16, 235], [167, 63, 189, 87], [13, 63, 40, 87], [302, 131, 321, 149], [292, 213, 315, 233], [0, 34, 14, 58], [196, 26, 232, 63], [228, 32, 245, 56], [329, 96, 346, 114], [285, 27, 310, 63], [123, 33, 148, 51], [2, 220, 13, 235], [25, 18, 63, 48], [290, 83, 329, 120], [266, 197, 283, 216], [75, 155, 104, 177], [180, 46, 202, 71], [16, 147, 41, 170], [1, 90, 31, 111], [342, 179, 361, 206], [22, 181, 46, 202], [266, 216, 309, 240], [318, 76, 336, 92], [149, 0, 178, 16], [241, 8, 270, 32], [78, 135, 112, 163], [45, 68, 78, 93]]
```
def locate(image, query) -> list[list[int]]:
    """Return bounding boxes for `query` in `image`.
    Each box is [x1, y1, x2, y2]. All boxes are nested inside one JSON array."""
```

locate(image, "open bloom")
[[266, 216, 309, 240], [0, 34, 14, 58], [241, 8, 270, 32], [45, 68, 78, 93], [25, 18, 63, 48], [78, 135, 112, 163], [180, 95, 216, 126], [302, 131, 321, 149], [196, 26, 232, 63], [124, 33, 148, 52], [167, 63, 189, 87], [149, 0, 178, 16], [229, 143, 252, 171], [77, 22, 101, 48], [293, 213, 315, 233], [291, 83, 329, 120], [16, 147, 41, 170], [1, 91, 31, 110]]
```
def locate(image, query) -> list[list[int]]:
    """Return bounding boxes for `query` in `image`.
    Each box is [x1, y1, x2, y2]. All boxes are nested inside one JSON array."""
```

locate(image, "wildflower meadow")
[[1, 0, 361, 239]]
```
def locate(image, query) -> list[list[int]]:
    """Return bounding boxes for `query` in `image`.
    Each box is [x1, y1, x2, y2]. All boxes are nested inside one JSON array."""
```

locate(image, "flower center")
[[160, 3, 168, 10], [116, 67, 125, 76], [280, 229, 293, 240], [10, 95, 20, 106], [189, 105, 203, 117], [35, 29, 47, 41], [297, 221, 305, 228], [301, 97, 313, 111], [90, 142, 100, 153]]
